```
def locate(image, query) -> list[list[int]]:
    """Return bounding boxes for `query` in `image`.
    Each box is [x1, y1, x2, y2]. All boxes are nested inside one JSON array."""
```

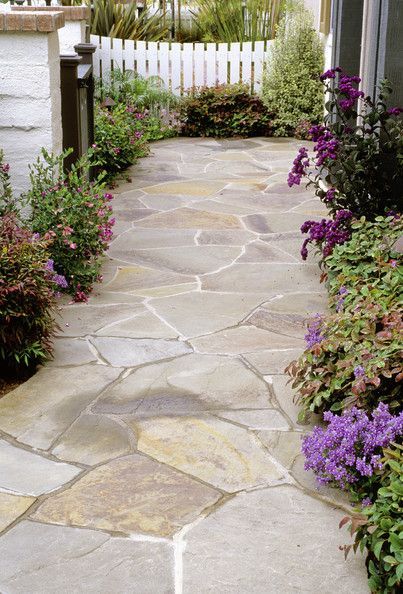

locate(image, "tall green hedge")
[[261, 2, 324, 136]]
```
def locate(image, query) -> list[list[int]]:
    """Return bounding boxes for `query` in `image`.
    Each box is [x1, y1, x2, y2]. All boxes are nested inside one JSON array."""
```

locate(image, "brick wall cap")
[[12, 5, 90, 21], [0, 11, 65, 32]]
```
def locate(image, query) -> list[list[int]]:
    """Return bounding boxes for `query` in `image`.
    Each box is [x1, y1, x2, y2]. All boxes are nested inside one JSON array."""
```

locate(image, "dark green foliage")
[[346, 445, 403, 593], [181, 84, 273, 138], [0, 214, 57, 372]]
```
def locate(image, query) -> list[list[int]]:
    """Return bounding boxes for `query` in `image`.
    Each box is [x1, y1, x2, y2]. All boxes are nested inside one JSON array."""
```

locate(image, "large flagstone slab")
[[238, 241, 298, 263], [0, 521, 174, 593], [182, 485, 368, 593], [109, 228, 196, 252], [190, 325, 302, 354], [142, 180, 226, 197], [133, 416, 286, 492], [52, 414, 132, 466], [32, 454, 221, 537], [104, 265, 194, 294], [197, 229, 255, 245], [93, 353, 272, 415], [202, 262, 320, 294], [58, 303, 145, 337], [90, 337, 191, 367], [267, 374, 320, 428], [48, 338, 97, 366], [246, 308, 307, 339], [190, 199, 257, 216], [0, 365, 121, 449], [96, 310, 178, 339], [133, 207, 241, 229], [215, 409, 290, 431], [150, 291, 265, 337], [0, 493, 35, 532], [0, 440, 81, 496], [244, 212, 322, 233], [261, 291, 328, 315], [117, 245, 241, 275], [243, 348, 304, 375]]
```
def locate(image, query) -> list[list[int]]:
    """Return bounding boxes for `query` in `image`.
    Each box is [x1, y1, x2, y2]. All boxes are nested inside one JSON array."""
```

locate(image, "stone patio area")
[[0, 137, 368, 592]]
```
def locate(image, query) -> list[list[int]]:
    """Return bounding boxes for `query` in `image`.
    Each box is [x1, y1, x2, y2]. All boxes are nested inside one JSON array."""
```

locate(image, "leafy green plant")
[[181, 83, 273, 137], [191, 0, 283, 42], [261, 1, 324, 136], [344, 445, 403, 593], [91, 0, 169, 40], [0, 214, 58, 372], [27, 149, 115, 301], [287, 216, 403, 419], [94, 102, 149, 178]]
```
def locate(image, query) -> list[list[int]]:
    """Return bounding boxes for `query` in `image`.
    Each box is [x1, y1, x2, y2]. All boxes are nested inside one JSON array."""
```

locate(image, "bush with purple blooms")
[[300, 209, 353, 260], [288, 72, 403, 220], [302, 404, 403, 499], [27, 149, 115, 301], [0, 213, 58, 373]]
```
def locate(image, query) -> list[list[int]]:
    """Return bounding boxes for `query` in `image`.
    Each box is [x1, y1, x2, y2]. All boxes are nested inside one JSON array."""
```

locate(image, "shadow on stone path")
[[0, 138, 368, 593]]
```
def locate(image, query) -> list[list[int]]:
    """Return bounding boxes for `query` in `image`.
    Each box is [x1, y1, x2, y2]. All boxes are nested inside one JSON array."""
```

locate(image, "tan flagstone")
[[261, 291, 328, 315], [142, 180, 226, 197], [109, 228, 197, 251], [90, 336, 191, 367], [57, 303, 146, 337], [96, 310, 178, 339], [32, 454, 221, 537], [0, 493, 35, 532], [104, 265, 194, 293], [190, 325, 302, 354], [133, 415, 286, 492], [243, 348, 304, 375], [215, 409, 290, 430], [197, 229, 255, 245], [246, 308, 307, 339], [133, 207, 241, 229]]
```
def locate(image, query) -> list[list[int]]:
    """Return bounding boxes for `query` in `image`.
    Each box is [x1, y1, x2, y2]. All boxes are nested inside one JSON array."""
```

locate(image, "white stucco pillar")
[[12, 5, 90, 54], [0, 10, 65, 195]]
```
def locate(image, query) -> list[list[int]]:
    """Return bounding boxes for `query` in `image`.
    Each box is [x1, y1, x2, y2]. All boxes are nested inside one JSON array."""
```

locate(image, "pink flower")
[[69, 242, 77, 249]]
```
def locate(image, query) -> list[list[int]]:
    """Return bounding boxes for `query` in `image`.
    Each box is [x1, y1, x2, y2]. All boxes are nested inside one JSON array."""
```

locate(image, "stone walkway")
[[0, 137, 367, 593]]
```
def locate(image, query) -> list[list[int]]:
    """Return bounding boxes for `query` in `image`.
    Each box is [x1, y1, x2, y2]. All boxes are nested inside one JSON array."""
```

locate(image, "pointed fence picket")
[[90, 35, 272, 95]]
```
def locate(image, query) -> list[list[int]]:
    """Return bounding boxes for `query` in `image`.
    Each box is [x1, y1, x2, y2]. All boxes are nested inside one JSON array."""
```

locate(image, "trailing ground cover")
[[286, 70, 403, 593]]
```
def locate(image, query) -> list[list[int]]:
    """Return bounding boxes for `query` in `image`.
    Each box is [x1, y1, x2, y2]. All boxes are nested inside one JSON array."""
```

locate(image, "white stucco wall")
[[58, 20, 86, 54], [0, 31, 63, 196], [303, 0, 321, 30]]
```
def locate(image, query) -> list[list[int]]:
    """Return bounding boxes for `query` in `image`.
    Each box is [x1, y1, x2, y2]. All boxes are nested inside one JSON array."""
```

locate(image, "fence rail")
[[90, 35, 272, 95]]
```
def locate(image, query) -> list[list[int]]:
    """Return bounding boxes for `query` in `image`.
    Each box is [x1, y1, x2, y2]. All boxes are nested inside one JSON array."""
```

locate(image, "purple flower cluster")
[[324, 188, 336, 203], [336, 285, 348, 312], [319, 66, 342, 82], [310, 125, 339, 166], [338, 74, 364, 111], [287, 147, 310, 187], [386, 107, 403, 116], [304, 314, 325, 348], [44, 259, 68, 290], [302, 403, 403, 489], [300, 209, 353, 260]]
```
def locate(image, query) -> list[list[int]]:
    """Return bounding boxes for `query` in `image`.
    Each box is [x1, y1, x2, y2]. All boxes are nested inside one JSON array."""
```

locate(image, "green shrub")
[[287, 216, 403, 420], [27, 150, 115, 301], [346, 445, 403, 593], [94, 102, 149, 178], [261, 1, 324, 136], [0, 214, 57, 372], [91, 0, 168, 40], [181, 84, 273, 137]]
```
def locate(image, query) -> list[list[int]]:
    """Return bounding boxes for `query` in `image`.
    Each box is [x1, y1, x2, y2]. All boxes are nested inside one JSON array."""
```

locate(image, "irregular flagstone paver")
[[197, 229, 255, 245], [150, 291, 266, 337], [244, 212, 322, 233], [119, 245, 241, 275], [261, 291, 328, 315], [0, 365, 121, 449], [58, 303, 145, 337], [190, 198, 258, 216], [267, 374, 321, 428], [190, 325, 302, 354], [0, 521, 174, 594], [90, 337, 191, 367], [238, 240, 298, 263], [133, 415, 286, 492], [32, 454, 221, 537], [215, 409, 290, 430], [96, 310, 179, 339], [142, 180, 226, 196], [51, 414, 132, 466], [182, 485, 368, 593], [246, 308, 307, 339], [0, 493, 35, 532], [0, 440, 81, 496], [104, 264, 194, 294], [243, 348, 304, 375], [291, 453, 350, 507], [48, 338, 97, 366], [257, 430, 303, 469], [110, 228, 197, 251], [202, 262, 320, 294], [133, 207, 241, 229], [94, 353, 273, 415]]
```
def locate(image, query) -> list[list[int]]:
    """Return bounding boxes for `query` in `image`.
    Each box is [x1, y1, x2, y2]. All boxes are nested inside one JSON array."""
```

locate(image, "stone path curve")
[[0, 137, 368, 593]]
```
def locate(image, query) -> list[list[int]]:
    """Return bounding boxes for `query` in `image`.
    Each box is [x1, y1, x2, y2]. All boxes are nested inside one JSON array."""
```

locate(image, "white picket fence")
[[90, 35, 273, 95]]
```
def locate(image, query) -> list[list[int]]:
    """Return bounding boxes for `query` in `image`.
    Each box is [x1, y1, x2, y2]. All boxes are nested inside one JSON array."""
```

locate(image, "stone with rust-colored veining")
[[0, 493, 35, 532], [133, 416, 286, 492], [32, 454, 221, 537], [133, 208, 241, 229]]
